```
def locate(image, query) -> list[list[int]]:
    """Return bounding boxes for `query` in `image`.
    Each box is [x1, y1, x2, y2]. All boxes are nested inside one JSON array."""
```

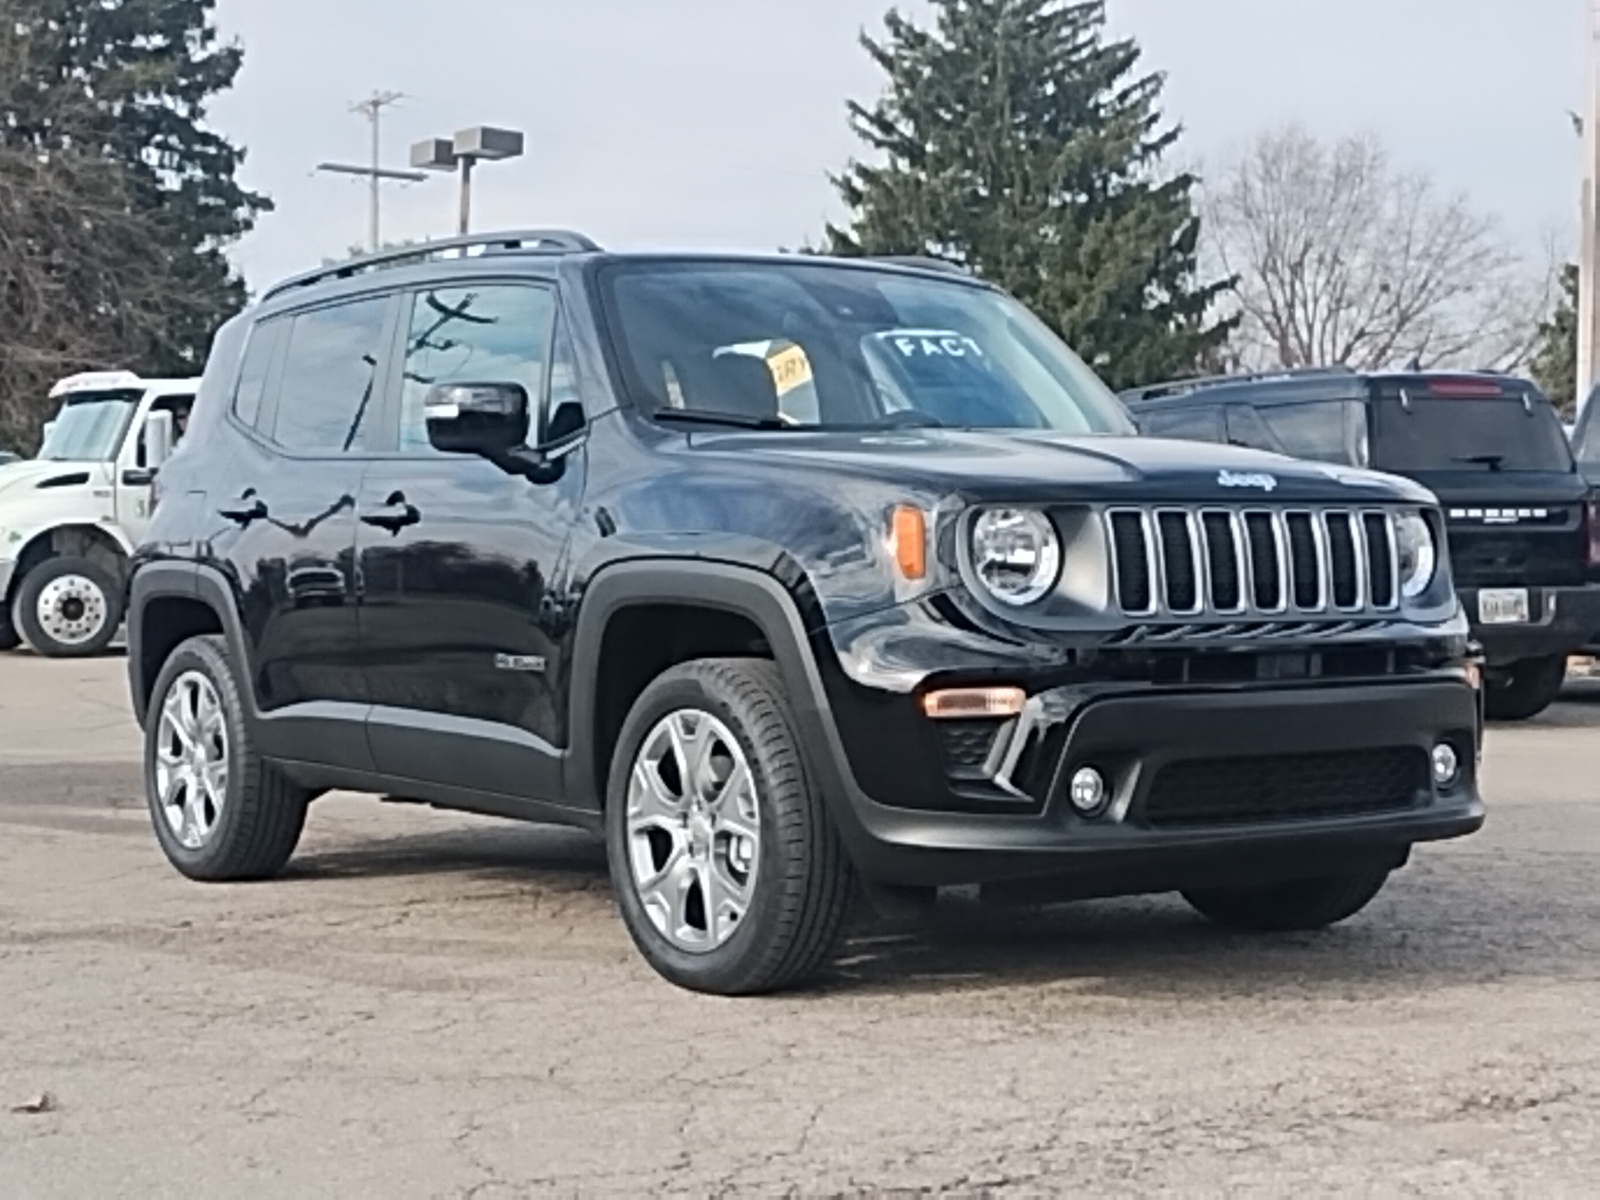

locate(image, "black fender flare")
[[563, 559, 868, 827], [126, 560, 257, 730]]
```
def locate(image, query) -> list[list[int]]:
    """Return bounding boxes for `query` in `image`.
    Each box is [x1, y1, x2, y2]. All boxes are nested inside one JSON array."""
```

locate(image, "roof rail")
[[1120, 365, 1357, 404], [261, 229, 603, 301], [868, 255, 972, 276]]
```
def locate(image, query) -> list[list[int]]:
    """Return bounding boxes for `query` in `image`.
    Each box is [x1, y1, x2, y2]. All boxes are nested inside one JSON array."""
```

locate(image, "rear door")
[[1370, 377, 1588, 596]]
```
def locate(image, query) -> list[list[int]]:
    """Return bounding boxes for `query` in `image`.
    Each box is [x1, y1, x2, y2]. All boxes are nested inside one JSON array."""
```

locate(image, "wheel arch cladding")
[[569, 560, 825, 814]]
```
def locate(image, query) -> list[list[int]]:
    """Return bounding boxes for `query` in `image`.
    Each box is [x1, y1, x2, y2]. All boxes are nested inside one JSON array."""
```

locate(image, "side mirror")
[[41, 420, 56, 445], [143, 410, 175, 470], [424, 382, 530, 455]]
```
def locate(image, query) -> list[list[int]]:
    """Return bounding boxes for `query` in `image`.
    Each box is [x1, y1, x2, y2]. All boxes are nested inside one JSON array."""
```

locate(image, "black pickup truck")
[[1125, 368, 1600, 720]]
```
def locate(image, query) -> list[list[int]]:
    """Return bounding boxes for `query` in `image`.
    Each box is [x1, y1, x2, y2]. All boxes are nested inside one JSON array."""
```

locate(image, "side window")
[[1139, 406, 1224, 442], [270, 297, 391, 454], [232, 320, 285, 433], [1256, 401, 1357, 465], [399, 284, 556, 453], [1225, 405, 1282, 453]]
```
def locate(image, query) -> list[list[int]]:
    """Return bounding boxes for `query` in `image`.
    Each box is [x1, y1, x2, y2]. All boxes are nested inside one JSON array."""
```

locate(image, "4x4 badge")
[[1217, 469, 1277, 492]]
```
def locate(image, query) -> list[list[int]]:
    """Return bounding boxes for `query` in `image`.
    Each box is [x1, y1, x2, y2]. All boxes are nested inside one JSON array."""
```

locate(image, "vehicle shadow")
[[281, 819, 1600, 1001]]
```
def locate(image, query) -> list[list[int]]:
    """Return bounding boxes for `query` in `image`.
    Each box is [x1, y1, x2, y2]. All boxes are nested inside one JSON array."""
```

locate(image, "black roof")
[[1121, 365, 1542, 410], [258, 229, 986, 306]]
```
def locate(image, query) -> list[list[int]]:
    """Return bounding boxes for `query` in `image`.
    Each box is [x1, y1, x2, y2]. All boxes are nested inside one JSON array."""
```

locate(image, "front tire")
[[1184, 870, 1391, 933], [605, 658, 855, 996], [13, 555, 123, 658], [1482, 654, 1567, 722], [144, 634, 310, 881]]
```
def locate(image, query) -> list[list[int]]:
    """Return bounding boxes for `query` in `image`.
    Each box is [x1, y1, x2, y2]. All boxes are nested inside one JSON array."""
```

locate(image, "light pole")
[[1581, 0, 1600, 415], [411, 126, 526, 236], [317, 91, 428, 252]]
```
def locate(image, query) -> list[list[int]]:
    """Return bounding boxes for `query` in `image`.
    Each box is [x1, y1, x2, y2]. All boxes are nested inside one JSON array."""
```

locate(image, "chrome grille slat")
[[1106, 506, 1405, 621]]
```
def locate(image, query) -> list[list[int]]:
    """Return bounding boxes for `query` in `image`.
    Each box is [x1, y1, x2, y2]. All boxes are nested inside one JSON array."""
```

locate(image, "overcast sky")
[[209, 0, 1587, 292]]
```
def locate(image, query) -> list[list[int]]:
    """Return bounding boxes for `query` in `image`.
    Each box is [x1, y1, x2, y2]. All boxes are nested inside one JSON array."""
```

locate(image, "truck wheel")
[[13, 556, 123, 658], [1183, 870, 1390, 932], [1482, 654, 1567, 722], [144, 634, 310, 882], [605, 658, 855, 995]]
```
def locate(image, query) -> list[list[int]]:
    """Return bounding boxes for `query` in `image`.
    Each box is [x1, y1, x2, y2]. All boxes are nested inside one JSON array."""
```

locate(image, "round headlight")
[[971, 508, 1061, 606], [1394, 511, 1437, 600]]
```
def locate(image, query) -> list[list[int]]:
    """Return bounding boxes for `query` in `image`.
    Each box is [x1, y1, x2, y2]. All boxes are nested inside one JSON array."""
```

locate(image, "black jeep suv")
[[1125, 368, 1600, 721], [126, 232, 1483, 995]]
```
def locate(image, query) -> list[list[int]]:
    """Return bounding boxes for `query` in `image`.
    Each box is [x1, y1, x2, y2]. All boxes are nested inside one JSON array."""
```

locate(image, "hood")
[[686, 430, 1436, 506], [0, 459, 104, 501]]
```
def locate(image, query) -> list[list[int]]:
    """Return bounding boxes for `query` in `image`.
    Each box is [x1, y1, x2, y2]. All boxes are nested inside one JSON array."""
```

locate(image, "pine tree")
[[1531, 264, 1579, 417], [826, 0, 1233, 390], [0, 0, 269, 450]]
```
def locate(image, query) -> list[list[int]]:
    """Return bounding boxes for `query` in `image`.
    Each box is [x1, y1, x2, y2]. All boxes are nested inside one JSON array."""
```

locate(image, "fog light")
[[1068, 766, 1108, 816], [1431, 743, 1461, 788]]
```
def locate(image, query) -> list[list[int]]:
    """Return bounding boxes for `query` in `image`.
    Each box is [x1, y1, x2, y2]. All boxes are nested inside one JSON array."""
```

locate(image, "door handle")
[[360, 491, 421, 535], [219, 491, 268, 526]]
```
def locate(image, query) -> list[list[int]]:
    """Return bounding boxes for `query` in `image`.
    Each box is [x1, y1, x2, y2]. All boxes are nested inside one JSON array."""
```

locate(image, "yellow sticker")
[[765, 343, 814, 397]]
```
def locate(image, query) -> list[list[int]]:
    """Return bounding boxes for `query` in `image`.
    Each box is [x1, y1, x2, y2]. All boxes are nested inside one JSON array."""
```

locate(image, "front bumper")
[[802, 673, 1483, 890], [1461, 585, 1600, 664]]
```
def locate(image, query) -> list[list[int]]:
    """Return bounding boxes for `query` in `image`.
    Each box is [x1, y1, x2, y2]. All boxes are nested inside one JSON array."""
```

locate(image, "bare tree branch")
[[1201, 125, 1545, 375]]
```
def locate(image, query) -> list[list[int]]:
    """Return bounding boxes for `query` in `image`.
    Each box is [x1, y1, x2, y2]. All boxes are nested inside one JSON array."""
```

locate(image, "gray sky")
[[211, 0, 1587, 292]]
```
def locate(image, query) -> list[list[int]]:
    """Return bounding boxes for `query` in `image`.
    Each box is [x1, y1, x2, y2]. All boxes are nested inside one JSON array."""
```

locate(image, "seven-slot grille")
[[1107, 508, 1400, 617]]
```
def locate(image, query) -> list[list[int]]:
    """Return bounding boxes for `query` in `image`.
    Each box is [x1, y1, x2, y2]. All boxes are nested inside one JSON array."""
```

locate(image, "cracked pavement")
[[3, 652, 1599, 1195]]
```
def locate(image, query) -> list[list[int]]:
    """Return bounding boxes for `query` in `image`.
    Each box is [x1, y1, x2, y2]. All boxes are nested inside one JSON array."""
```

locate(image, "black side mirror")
[[424, 382, 530, 455]]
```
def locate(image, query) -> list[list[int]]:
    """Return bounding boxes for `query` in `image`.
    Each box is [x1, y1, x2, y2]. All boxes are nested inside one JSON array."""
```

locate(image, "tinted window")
[[233, 320, 285, 432], [1575, 394, 1600, 464], [604, 263, 1132, 434], [1373, 394, 1573, 474], [271, 297, 391, 453], [399, 284, 555, 452], [1139, 406, 1223, 442], [1258, 401, 1365, 466]]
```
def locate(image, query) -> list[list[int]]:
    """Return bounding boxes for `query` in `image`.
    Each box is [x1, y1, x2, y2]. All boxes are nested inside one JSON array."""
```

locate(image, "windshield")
[[1372, 394, 1573, 474], [603, 261, 1134, 434], [36, 389, 142, 462]]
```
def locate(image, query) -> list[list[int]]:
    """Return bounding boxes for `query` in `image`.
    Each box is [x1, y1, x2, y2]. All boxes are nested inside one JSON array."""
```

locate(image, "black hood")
[[685, 429, 1437, 507]]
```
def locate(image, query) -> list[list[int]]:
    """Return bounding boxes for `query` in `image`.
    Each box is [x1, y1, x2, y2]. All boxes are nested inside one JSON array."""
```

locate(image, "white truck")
[[0, 371, 196, 657]]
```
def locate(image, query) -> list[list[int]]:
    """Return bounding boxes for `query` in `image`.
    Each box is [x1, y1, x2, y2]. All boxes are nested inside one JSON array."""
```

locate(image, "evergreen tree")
[[0, 0, 268, 450], [826, 0, 1233, 390], [1531, 264, 1578, 416]]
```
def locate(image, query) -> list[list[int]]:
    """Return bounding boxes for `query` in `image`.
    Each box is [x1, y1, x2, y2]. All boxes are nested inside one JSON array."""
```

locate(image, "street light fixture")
[[411, 126, 526, 236]]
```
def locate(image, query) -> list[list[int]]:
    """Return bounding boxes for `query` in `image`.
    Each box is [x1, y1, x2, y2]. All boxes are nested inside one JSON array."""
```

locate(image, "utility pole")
[[1581, 0, 1600, 414], [317, 90, 428, 253]]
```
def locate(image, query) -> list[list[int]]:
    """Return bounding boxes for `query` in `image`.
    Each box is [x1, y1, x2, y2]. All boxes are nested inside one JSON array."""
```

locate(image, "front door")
[[355, 281, 586, 803]]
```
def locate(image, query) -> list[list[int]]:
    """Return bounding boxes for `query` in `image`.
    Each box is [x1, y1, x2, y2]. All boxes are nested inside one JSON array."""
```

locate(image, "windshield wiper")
[[652, 408, 792, 431], [1453, 454, 1505, 471]]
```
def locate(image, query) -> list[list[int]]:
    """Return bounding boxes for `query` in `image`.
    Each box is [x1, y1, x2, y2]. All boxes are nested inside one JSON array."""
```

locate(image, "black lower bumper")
[[1462, 585, 1600, 664], [805, 675, 1483, 890]]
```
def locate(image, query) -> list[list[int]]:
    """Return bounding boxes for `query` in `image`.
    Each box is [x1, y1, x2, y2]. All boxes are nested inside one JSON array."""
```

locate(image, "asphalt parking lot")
[[3, 655, 1599, 1196]]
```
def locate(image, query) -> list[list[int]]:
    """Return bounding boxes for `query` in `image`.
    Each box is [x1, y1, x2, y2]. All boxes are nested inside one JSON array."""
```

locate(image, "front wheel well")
[[592, 604, 773, 804], [136, 596, 225, 714], [8, 525, 129, 603]]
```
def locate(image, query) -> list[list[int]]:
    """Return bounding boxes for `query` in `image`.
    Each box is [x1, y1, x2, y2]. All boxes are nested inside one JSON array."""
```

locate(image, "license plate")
[[1478, 588, 1530, 625]]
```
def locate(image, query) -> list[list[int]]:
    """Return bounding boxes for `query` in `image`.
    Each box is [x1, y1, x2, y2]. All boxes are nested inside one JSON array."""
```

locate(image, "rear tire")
[[1183, 870, 1391, 932], [13, 555, 123, 658], [144, 634, 310, 882], [605, 658, 855, 995], [1482, 654, 1567, 722]]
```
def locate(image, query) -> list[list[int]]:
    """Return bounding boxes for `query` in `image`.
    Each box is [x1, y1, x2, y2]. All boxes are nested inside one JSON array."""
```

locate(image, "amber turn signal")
[[921, 687, 1027, 720], [889, 505, 926, 581]]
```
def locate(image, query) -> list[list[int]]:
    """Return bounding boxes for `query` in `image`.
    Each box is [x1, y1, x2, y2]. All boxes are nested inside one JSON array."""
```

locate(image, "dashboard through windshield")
[[602, 261, 1134, 435]]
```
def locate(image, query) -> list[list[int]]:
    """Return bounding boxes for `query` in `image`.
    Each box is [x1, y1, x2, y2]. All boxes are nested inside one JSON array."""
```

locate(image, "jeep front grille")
[[1106, 508, 1401, 617]]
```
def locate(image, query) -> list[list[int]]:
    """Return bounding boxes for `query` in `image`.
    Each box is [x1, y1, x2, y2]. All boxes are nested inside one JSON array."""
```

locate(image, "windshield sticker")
[[874, 329, 987, 361]]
